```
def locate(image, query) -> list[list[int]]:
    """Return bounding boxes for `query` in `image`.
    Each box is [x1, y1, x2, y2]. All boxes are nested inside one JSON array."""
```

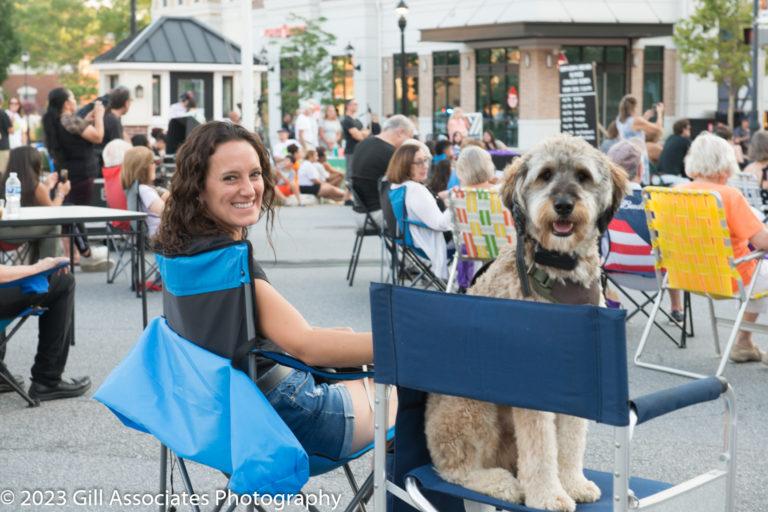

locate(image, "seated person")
[[601, 141, 656, 307], [0, 257, 90, 400], [297, 149, 346, 201], [271, 128, 299, 163], [0, 147, 70, 262], [271, 157, 301, 205], [315, 146, 345, 188], [120, 146, 167, 239], [386, 140, 453, 280], [657, 119, 691, 178], [675, 133, 768, 365], [153, 121, 396, 458], [451, 145, 500, 290], [742, 130, 768, 189], [426, 159, 452, 210], [482, 130, 508, 151]]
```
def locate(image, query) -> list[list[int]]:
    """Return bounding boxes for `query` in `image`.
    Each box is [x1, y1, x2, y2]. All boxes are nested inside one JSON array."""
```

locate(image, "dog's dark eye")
[[576, 170, 591, 183], [539, 169, 553, 182]]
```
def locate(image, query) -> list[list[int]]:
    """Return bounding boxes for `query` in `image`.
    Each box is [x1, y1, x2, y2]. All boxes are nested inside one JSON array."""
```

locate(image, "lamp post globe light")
[[396, 0, 409, 116], [21, 51, 30, 145]]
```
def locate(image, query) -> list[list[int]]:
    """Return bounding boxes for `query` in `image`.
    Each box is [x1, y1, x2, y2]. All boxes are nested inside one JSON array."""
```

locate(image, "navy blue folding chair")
[[96, 239, 384, 511], [0, 261, 70, 407], [370, 284, 737, 512], [381, 183, 446, 292]]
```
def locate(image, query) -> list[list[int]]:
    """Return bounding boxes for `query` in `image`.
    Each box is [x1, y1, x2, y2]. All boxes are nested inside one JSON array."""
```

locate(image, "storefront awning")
[[421, 22, 674, 44]]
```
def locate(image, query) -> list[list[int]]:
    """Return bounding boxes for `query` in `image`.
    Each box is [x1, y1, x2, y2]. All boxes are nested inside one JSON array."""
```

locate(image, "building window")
[[562, 45, 626, 130], [433, 51, 461, 137], [393, 53, 418, 117], [222, 76, 234, 116], [258, 72, 269, 139], [332, 56, 355, 113], [107, 74, 119, 90], [475, 47, 520, 147], [280, 56, 299, 117], [152, 75, 161, 116], [643, 46, 664, 113]]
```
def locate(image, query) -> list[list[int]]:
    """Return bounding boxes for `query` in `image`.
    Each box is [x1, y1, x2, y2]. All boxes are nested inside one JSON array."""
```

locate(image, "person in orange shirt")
[[671, 133, 768, 364]]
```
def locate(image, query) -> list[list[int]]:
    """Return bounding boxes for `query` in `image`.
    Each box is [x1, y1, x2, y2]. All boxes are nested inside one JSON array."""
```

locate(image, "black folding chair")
[[346, 180, 382, 286]]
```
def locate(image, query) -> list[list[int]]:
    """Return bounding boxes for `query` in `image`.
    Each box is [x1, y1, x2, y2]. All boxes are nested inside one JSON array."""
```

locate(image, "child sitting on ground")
[[298, 149, 346, 202]]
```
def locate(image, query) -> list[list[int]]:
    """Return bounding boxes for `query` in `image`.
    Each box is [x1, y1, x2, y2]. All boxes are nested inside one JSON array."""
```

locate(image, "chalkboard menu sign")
[[559, 63, 598, 147]]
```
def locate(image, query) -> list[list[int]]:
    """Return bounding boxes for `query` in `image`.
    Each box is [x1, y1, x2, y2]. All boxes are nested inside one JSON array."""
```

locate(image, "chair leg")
[[715, 299, 752, 377], [176, 457, 202, 512], [347, 233, 362, 283], [349, 235, 365, 287], [342, 470, 374, 512], [0, 360, 39, 407], [685, 292, 694, 337], [708, 296, 721, 356], [158, 444, 168, 512], [341, 463, 369, 512]]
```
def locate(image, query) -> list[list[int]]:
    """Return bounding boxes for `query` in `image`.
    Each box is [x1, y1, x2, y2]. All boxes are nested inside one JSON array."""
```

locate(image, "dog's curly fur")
[[425, 134, 629, 511]]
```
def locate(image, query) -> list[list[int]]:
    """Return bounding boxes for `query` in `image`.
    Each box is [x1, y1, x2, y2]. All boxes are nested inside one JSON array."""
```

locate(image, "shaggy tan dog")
[[425, 134, 628, 511]]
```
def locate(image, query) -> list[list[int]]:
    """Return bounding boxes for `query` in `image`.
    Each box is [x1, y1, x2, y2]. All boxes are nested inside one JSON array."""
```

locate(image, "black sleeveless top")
[[52, 117, 98, 180]]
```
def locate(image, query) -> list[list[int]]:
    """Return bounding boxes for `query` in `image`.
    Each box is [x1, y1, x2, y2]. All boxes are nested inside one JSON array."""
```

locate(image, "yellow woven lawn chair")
[[636, 187, 768, 379], [446, 187, 514, 292]]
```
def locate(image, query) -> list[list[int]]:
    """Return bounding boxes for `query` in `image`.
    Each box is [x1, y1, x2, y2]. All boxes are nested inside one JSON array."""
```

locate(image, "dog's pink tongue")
[[553, 221, 574, 234]]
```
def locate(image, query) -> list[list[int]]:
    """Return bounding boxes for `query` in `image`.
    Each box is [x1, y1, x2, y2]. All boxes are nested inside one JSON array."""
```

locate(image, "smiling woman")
[[153, 121, 396, 459]]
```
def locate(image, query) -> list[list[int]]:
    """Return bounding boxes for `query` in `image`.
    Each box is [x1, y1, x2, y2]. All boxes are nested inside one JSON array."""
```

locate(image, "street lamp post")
[[21, 51, 30, 145], [395, 1, 409, 116]]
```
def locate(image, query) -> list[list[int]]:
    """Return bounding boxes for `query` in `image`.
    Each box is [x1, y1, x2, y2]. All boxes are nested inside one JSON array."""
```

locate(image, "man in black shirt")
[[657, 118, 691, 177], [350, 114, 414, 214], [97, 86, 131, 166], [341, 99, 369, 173], [0, 93, 14, 173]]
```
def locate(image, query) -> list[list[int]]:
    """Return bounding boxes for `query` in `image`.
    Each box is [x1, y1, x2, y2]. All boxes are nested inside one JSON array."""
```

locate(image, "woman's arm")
[[406, 184, 453, 231], [253, 279, 373, 367], [0, 257, 70, 284], [147, 197, 165, 216], [80, 102, 105, 144]]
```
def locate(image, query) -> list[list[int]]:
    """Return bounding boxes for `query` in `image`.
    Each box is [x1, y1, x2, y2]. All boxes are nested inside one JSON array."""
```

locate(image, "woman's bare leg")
[[318, 183, 346, 201], [343, 378, 398, 452]]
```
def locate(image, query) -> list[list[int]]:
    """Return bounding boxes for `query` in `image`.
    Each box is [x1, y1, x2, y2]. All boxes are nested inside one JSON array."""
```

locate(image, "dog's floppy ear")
[[597, 160, 630, 233], [501, 154, 529, 213]]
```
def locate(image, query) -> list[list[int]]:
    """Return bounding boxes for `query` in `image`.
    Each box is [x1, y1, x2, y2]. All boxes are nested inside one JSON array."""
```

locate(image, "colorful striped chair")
[[637, 187, 768, 379], [446, 187, 514, 291]]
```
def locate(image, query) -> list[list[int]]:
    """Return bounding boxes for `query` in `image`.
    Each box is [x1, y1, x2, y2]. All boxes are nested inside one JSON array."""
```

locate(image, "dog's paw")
[[562, 475, 601, 503], [479, 468, 524, 503], [524, 488, 576, 512]]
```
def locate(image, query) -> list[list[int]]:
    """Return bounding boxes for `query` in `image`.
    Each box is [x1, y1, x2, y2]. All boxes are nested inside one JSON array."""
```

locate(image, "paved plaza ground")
[[1, 204, 767, 511]]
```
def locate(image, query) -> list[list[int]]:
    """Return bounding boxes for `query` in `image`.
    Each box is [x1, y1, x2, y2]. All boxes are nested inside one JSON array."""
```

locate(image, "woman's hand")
[[57, 180, 72, 198], [642, 109, 655, 120], [93, 100, 105, 120], [44, 172, 59, 189], [655, 102, 665, 115]]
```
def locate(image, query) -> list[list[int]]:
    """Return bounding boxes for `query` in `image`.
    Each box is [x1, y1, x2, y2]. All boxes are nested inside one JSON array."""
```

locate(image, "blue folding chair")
[[370, 284, 737, 512], [96, 239, 384, 511], [0, 261, 70, 407], [382, 184, 447, 291]]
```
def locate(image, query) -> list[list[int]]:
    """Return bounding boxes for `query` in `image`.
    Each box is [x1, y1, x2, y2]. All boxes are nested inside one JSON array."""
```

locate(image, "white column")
[[240, 0, 255, 131]]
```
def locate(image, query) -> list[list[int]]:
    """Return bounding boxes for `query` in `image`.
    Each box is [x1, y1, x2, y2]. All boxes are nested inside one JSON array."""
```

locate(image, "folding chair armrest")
[[734, 250, 764, 265], [630, 376, 728, 425], [254, 350, 374, 380]]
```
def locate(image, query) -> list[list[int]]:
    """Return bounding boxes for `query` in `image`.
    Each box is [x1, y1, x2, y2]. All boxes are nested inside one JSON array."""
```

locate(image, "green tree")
[[276, 13, 337, 115], [0, 0, 21, 85], [674, 0, 752, 128], [13, 0, 150, 100]]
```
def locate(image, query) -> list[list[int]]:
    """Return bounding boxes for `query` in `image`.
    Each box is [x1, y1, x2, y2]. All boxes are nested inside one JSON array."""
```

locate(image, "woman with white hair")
[[673, 133, 768, 364], [455, 146, 496, 189], [385, 139, 453, 279]]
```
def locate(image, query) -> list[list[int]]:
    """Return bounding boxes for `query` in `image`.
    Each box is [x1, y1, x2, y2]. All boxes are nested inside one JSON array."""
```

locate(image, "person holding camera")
[[615, 95, 664, 184], [41, 87, 111, 271]]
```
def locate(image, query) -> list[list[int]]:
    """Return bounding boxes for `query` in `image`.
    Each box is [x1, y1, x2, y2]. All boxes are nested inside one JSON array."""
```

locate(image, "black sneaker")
[[0, 373, 25, 393], [669, 310, 685, 324], [28, 376, 91, 402]]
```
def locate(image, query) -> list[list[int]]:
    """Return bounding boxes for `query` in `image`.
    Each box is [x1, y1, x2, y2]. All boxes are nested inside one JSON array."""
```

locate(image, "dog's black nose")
[[554, 197, 574, 216]]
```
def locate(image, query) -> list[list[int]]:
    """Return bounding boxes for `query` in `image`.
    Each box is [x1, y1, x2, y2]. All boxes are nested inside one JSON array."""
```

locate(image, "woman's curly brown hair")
[[154, 122, 275, 254]]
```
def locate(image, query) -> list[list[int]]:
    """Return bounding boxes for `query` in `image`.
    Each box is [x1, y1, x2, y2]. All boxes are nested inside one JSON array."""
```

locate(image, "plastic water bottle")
[[4, 172, 21, 219]]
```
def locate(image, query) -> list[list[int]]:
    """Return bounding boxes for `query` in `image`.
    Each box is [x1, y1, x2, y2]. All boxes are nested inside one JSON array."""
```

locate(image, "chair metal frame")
[[0, 241, 32, 265], [636, 187, 768, 379], [370, 284, 737, 512], [727, 173, 767, 220], [446, 187, 514, 292]]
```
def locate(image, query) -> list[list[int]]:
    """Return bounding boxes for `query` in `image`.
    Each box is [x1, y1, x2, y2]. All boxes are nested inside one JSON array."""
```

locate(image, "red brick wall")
[[1, 73, 61, 114]]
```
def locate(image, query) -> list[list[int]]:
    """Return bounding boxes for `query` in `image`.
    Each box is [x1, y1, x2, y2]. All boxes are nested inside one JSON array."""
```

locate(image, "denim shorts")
[[265, 369, 355, 460]]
